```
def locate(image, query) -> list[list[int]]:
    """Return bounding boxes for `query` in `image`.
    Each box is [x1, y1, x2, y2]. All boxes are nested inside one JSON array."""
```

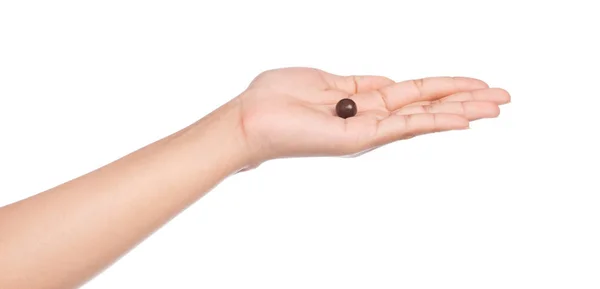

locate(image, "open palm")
[[238, 67, 510, 161]]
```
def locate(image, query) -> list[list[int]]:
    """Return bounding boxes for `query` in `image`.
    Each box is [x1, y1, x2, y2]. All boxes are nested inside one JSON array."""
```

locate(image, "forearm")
[[0, 100, 249, 289]]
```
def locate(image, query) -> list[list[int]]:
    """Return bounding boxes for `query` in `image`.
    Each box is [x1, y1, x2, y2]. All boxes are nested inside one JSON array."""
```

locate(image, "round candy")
[[335, 98, 357, 119]]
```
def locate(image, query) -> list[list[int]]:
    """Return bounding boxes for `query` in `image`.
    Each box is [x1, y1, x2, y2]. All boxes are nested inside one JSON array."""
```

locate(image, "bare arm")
[[0, 100, 250, 289], [0, 68, 509, 289]]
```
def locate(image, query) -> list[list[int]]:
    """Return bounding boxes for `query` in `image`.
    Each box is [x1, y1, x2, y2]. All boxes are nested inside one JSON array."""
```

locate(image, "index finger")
[[318, 70, 396, 94], [376, 77, 489, 111]]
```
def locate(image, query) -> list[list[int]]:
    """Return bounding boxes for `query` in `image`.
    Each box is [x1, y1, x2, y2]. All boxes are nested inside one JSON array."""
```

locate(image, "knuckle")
[[423, 104, 433, 113], [412, 78, 425, 89], [375, 88, 392, 111], [459, 102, 467, 114]]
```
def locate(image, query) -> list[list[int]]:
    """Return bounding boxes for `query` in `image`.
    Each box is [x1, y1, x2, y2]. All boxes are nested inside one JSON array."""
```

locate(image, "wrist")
[[177, 98, 255, 174]]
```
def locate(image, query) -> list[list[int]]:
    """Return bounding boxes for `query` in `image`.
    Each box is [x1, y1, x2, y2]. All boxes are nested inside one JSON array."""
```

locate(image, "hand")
[[236, 67, 510, 165]]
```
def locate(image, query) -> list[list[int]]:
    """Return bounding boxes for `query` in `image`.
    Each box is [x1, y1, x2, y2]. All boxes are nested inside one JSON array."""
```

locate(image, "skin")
[[0, 67, 510, 289]]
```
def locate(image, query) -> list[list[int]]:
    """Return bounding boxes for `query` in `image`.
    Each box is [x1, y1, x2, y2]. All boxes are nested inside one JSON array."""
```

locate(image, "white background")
[[1, 1, 599, 288]]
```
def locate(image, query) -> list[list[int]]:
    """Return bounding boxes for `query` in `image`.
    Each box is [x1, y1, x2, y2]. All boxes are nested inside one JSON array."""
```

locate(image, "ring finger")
[[405, 88, 511, 107]]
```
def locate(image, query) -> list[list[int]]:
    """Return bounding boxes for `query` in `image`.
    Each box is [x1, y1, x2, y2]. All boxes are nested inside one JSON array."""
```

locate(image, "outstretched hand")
[[235, 67, 510, 165]]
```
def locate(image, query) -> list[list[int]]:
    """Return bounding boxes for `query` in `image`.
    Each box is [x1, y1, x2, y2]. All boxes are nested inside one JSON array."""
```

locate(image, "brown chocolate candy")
[[335, 98, 357, 119]]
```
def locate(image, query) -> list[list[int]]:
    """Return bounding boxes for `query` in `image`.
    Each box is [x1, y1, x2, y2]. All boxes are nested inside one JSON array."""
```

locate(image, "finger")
[[372, 113, 469, 146], [373, 77, 489, 111], [319, 70, 395, 94], [405, 88, 511, 107], [395, 101, 500, 120]]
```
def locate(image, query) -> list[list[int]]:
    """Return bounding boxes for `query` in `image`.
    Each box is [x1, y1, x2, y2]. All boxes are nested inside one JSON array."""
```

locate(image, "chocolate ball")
[[335, 98, 357, 119]]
